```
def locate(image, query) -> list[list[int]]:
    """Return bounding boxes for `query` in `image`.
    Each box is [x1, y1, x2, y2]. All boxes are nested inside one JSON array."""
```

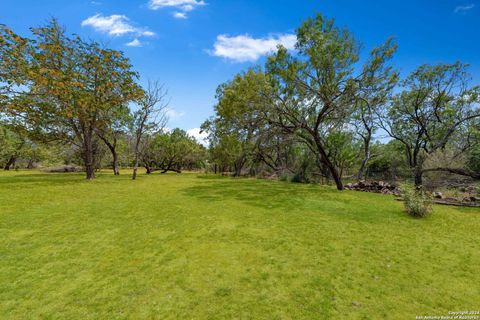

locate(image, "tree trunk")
[[357, 133, 371, 181], [314, 137, 344, 190], [233, 154, 246, 177], [99, 135, 120, 176], [112, 151, 120, 175], [4, 155, 16, 170], [234, 163, 242, 177], [84, 132, 96, 180], [106, 145, 120, 176], [145, 163, 152, 174], [85, 164, 95, 179], [329, 164, 344, 190], [133, 155, 139, 180], [27, 159, 34, 169], [132, 135, 141, 180], [414, 166, 423, 187]]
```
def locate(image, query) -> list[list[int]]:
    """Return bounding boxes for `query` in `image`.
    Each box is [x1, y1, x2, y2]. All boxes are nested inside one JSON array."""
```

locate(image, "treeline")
[[201, 14, 480, 190], [1, 15, 480, 189], [0, 19, 206, 178]]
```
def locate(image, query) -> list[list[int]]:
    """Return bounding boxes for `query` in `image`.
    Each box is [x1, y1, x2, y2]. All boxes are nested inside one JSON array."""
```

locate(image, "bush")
[[43, 165, 82, 173], [291, 172, 306, 183], [400, 184, 432, 218]]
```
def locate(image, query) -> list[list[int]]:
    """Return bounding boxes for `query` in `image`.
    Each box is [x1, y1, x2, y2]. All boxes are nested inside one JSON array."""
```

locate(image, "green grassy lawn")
[[0, 171, 479, 319]]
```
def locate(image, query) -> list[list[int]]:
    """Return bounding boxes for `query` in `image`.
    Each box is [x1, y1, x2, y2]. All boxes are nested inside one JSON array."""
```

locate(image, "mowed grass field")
[[0, 171, 479, 319]]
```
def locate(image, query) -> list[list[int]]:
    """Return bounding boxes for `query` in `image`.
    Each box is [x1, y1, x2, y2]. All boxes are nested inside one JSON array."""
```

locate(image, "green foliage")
[[366, 140, 409, 179], [468, 145, 480, 173], [384, 62, 480, 185], [202, 68, 272, 175], [325, 131, 358, 175], [400, 184, 433, 218], [143, 128, 205, 172], [0, 124, 22, 163], [0, 19, 143, 178]]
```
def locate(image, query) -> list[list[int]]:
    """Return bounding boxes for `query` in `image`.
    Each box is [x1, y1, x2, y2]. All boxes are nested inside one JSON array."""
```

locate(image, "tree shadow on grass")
[[183, 176, 358, 210], [183, 176, 401, 221], [184, 178, 303, 210], [0, 171, 145, 189]]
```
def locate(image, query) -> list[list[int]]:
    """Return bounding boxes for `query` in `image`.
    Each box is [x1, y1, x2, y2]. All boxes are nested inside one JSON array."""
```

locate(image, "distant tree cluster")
[[0, 19, 206, 179], [202, 14, 480, 190]]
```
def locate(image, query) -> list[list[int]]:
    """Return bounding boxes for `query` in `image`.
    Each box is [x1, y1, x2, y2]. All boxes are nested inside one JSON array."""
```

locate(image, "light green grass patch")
[[0, 171, 479, 319]]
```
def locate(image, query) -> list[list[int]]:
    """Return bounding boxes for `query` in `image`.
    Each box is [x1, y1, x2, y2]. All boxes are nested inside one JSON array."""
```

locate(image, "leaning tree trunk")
[[329, 164, 344, 191], [314, 136, 344, 190], [144, 162, 152, 174], [100, 136, 120, 176], [4, 155, 16, 171]]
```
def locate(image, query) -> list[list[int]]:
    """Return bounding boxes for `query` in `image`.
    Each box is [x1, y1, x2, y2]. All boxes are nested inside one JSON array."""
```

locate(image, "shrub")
[[43, 165, 82, 173], [291, 172, 306, 183], [400, 184, 432, 218]]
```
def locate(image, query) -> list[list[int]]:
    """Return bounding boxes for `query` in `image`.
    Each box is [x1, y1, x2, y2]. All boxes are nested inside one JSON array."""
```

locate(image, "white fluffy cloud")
[[149, 0, 206, 18], [187, 128, 208, 146], [210, 34, 296, 62], [454, 4, 475, 13], [173, 12, 187, 19], [149, 0, 205, 10], [126, 39, 143, 47], [81, 14, 155, 37]]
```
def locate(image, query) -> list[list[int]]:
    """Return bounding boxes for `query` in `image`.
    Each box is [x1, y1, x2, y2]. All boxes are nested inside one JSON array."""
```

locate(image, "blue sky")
[[1, 0, 479, 140]]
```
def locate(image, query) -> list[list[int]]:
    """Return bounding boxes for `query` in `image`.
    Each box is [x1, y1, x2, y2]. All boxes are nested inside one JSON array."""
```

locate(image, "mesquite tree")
[[265, 14, 397, 190], [381, 62, 480, 186]]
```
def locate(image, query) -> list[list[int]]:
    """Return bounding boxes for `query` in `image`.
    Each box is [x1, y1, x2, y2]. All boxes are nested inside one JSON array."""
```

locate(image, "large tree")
[[381, 62, 480, 186], [0, 19, 142, 179], [265, 14, 397, 190]]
